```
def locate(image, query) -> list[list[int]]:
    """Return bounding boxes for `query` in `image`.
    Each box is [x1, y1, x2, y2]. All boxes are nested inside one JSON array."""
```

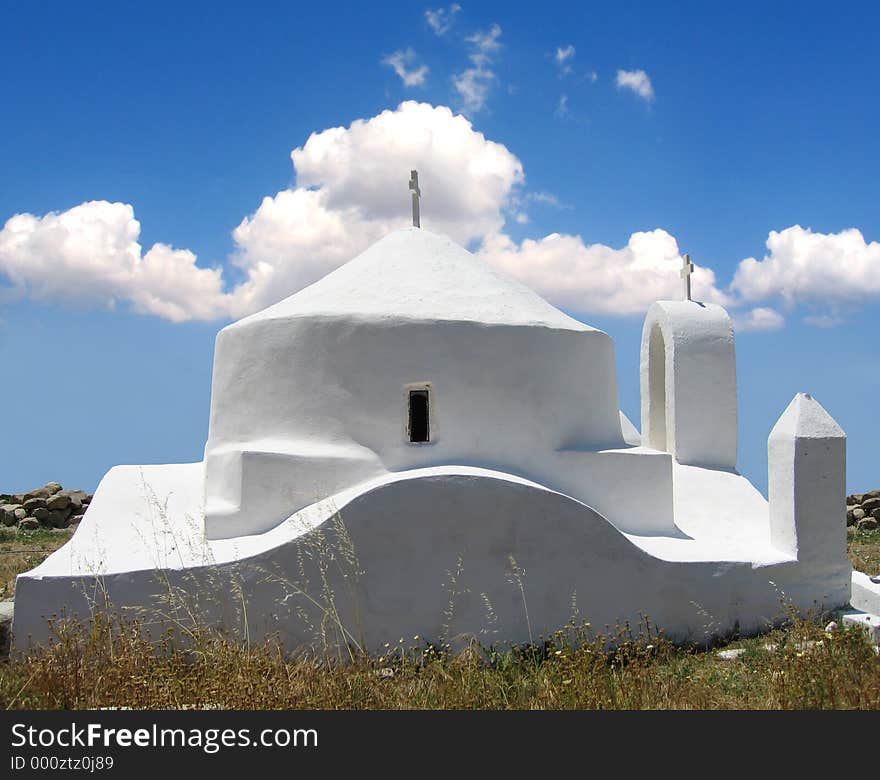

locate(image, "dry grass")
[[0, 523, 878, 710], [0, 526, 73, 599], [0, 612, 877, 710]]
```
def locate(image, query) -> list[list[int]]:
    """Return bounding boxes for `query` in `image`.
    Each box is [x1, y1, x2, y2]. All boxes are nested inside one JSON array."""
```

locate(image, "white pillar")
[[768, 393, 850, 576]]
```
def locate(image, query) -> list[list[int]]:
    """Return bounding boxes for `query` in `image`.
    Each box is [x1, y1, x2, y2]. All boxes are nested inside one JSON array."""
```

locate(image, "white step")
[[840, 609, 880, 645], [851, 570, 880, 614]]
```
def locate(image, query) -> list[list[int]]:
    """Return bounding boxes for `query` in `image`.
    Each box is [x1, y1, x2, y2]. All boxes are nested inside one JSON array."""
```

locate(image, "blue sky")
[[2, 1, 878, 496]]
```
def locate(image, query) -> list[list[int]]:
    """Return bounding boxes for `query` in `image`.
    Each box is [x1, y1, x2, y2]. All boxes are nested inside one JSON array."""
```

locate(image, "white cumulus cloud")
[[616, 69, 654, 101], [731, 225, 880, 307], [425, 3, 461, 36], [465, 24, 502, 56], [382, 48, 429, 87], [555, 94, 570, 118], [5, 102, 874, 333], [453, 23, 502, 113], [554, 45, 575, 76], [0, 103, 526, 321], [225, 101, 526, 314], [476, 229, 730, 315], [0, 201, 228, 322], [526, 192, 565, 208], [733, 307, 785, 332], [452, 67, 494, 113]]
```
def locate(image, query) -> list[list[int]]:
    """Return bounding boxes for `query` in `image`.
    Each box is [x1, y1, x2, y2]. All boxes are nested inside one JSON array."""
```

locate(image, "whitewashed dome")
[[237, 227, 594, 329], [203, 227, 625, 538]]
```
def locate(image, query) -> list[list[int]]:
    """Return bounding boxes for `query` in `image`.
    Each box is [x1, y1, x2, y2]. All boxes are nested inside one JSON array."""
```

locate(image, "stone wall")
[[847, 490, 880, 531], [0, 482, 92, 531]]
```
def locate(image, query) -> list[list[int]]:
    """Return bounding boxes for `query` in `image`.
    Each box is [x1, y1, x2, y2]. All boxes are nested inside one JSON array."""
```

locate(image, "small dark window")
[[408, 390, 430, 443]]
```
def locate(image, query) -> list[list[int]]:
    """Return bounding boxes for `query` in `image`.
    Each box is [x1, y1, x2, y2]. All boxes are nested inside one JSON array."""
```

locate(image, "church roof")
[[238, 227, 596, 331]]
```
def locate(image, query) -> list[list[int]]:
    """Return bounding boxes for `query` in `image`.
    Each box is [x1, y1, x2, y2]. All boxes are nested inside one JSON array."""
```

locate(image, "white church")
[[12, 186, 879, 652]]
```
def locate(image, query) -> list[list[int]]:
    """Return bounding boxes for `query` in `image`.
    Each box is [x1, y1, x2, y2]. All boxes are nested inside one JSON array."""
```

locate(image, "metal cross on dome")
[[680, 253, 695, 301], [409, 169, 421, 228]]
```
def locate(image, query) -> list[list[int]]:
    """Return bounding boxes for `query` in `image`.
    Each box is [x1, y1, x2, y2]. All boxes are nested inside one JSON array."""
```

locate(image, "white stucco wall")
[[13, 465, 850, 655], [851, 571, 880, 614], [204, 229, 626, 539], [640, 301, 737, 469], [619, 411, 641, 446]]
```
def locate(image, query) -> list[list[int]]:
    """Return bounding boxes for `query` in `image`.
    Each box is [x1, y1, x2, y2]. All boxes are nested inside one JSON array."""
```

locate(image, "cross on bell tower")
[[680, 253, 694, 301], [409, 170, 421, 228]]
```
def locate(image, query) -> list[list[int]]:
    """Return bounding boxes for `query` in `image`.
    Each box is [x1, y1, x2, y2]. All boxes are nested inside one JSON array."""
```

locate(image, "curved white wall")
[[14, 469, 851, 654], [204, 315, 625, 538]]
